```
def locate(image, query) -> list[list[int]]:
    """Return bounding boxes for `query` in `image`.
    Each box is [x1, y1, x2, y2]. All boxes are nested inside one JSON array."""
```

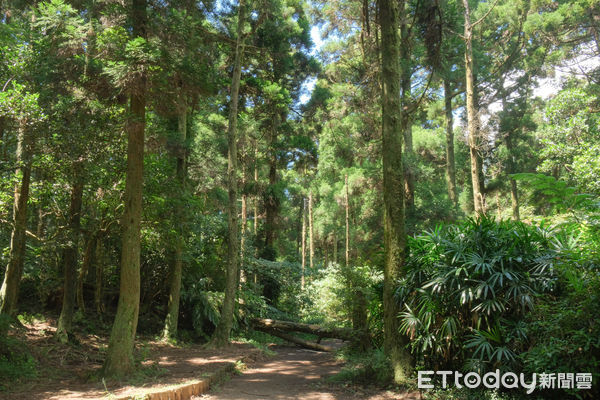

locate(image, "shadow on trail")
[[199, 344, 419, 400]]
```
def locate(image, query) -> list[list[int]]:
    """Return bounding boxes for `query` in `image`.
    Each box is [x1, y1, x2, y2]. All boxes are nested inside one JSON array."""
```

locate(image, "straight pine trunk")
[[308, 191, 314, 270], [94, 239, 104, 315], [212, 0, 245, 346], [0, 121, 32, 317], [463, 0, 485, 216], [77, 234, 96, 313], [56, 175, 84, 343], [301, 198, 306, 289], [444, 79, 458, 207], [379, 0, 413, 383], [163, 107, 187, 340], [102, 0, 146, 377]]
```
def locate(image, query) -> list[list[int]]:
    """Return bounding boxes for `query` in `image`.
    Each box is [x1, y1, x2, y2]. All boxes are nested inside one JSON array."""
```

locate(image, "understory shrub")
[[398, 217, 599, 398]]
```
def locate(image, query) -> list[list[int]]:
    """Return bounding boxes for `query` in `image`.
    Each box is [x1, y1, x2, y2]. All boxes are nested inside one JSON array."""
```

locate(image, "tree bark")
[[212, 0, 245, 346], [102, 0, 146, 377], [444, 79, 458, 207], [379, 0, 413, 383], [163, 105, 187, 340], [463, 0, 485, 216], [0, 121, 32, 317], [56, 174, 84, 343]]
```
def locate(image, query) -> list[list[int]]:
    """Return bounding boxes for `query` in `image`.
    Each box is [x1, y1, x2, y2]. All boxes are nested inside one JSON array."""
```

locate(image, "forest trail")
[[199, 344, 419, 400]]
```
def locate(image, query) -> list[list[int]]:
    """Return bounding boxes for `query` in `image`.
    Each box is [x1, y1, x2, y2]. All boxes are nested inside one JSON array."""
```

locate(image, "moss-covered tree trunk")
[[212, 0, 245, 347], [102, 0, 146, 377], [56, 172, 84, 343], [0, 121, 32, 317], [444, 79, 458, 207], [379, 0, 413, 384], [163, 106, 187, 340]]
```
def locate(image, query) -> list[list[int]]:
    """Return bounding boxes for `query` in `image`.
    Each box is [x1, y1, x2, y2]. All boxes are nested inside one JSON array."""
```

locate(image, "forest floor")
[[4, 318, 261, 400], [5, 319, 420, 400], [199, 343, 420, 400]]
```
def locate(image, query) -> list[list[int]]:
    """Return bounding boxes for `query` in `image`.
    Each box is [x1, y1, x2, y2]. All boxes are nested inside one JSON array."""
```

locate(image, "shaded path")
[[198, 345, 419, 400]]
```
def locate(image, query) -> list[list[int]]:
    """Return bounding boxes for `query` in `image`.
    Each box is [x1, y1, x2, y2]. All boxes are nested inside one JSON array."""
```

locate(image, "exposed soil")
[[3, 319, 260, 400], [5, 320, 420, 400], [199, 344, 421, 400]]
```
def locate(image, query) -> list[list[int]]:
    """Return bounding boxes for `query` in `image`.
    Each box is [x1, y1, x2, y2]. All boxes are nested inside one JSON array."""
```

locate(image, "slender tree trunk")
[[333, 233, 337, 264], [323, 237, 328, 269], [301, 198, 306, 289], [94, 238, 104, 315], [212, 0, 245, 346], [253, 141, 258, 237], [379, 0, 413, 383], [463, 0, 485, 216], [102, 0, 146, 377], [263, 122, 278, 261], [163, 106, 187, 340], [0, 121, 32, 317], [56, 174, 84, 343], [444, 79, 458, 207], [77, 234, 96, 313], [345, 175, 350, 269], [400, 20, 414, 213], [308, 191, 314, 270]]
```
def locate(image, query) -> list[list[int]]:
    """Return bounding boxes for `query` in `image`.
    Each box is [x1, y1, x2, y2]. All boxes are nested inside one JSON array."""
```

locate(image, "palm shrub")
[[398, 217, 556, 372]]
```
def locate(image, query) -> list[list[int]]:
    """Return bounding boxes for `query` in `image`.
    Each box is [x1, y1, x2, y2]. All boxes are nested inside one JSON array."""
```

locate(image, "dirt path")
[[198, 345, 419, 400]]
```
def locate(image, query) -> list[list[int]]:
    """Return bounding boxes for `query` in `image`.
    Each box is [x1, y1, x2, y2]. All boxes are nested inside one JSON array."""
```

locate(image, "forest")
[[0, 0, 599, 399]]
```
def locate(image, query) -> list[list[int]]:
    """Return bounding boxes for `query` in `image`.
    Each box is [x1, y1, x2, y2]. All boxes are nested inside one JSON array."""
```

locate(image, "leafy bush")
[[0, 316, 37, 390], [398, 217, 556, 372], [330, 348, 393, 386]]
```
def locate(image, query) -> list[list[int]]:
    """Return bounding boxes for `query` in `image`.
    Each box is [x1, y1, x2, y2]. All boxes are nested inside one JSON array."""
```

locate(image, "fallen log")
[[254, 326, 336, 352], [252, 318, 354, 341]]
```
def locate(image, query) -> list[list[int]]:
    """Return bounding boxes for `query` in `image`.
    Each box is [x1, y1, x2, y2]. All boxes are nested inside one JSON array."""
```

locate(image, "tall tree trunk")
[[379, 0, 413, 383], [263, 121, 278, 261], [102, 0, 146, 377], [333, 232, 337, 264], [400, 20, 414, 213], [308, 191, 314, 270], [163, 105, 187, 340], [56, 173, 84, 343], [444, 79, 458, 207], [77, 233, 96, 313], [0, 121, 32, 317], [345, 175, 350, 269], [463, 0, 485, 216], [212, 0, 245, 346], [301, 198, 306, 289], [94, 238, 104, 315], [253, 141, 258, 237]]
